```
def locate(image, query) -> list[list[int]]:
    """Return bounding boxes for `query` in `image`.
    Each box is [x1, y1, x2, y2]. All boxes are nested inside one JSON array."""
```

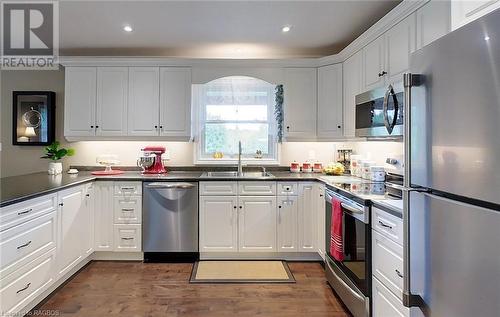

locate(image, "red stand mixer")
[[137, 146, 167, 174]]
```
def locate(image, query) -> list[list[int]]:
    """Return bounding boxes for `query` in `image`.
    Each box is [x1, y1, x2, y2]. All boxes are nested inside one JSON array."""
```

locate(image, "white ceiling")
[[59, 0, 401, 58]]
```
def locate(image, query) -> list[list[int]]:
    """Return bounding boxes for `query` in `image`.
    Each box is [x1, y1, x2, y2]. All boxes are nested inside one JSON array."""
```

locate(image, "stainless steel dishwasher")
[[143, 182, 199, 262]]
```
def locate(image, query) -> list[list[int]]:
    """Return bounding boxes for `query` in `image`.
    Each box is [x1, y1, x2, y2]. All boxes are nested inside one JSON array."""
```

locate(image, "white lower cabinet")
[[276, 196, 298, 252], [238, 196, 277, 252], [298, 183, 316, 252], [315, 184, 326, 260], [372, 205, 407, 317], [199, 196, 238, 252], [94, 182, 114, 251], [56, 185, 87, 277], [113, 224, 141, 252], [372, 277, 410, 317], [0, 248, 56, 315]]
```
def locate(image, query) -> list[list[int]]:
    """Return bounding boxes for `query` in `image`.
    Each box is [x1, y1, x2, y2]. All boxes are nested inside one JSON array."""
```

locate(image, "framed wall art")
[[12, 91, 56, 146]]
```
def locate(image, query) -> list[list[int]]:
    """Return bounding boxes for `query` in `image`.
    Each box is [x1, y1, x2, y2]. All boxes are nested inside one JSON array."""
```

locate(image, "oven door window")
[[326, 199, 368, 295], [341, 212, 367, 291]]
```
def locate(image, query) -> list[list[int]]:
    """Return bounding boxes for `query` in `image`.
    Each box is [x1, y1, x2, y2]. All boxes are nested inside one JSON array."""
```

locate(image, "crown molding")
[[59, 0, 429, 68]]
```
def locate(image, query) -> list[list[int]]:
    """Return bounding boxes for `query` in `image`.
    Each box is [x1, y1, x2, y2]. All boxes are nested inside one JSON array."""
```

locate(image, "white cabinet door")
[[298, 183, 316, 252], [94, 182, 114, 251], [64, 67, 96, 137], [277, 196, 298, 252], [96, 67, 128, 136], [416, 0, 451, 50], [238, 196, 276, 252], [342, 50, 362, 138], [82, 183, 94, 257], [57, 186, 85, 277], [284, 68, 317, 140], [315, 184, 326, 260], [317, 64, 343, 139], [385, 13, 416, 84], [362, 35, 385, 90], [451, 0, 500, 30], [127, 67, 160, 136], [372, 277, 409, 317], [199, 196, 238, 252], [159, 67, 192, 139]]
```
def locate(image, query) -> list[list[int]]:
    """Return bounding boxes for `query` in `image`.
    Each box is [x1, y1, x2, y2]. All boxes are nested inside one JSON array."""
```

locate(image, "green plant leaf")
[[66, 148, 75, 156]]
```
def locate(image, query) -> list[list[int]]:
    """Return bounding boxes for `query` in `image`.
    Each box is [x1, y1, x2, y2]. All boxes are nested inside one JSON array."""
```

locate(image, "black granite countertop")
[[0, 170, 398, 208]]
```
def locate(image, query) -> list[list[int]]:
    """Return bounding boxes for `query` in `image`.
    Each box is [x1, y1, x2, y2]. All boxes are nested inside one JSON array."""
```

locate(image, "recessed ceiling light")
[[484, 35, 490, 41], [282, 25, 291, 33], [123, 25, 133, 32]]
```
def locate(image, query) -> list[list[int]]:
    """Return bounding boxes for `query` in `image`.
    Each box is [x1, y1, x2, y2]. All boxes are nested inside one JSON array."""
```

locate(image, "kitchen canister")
[[302, 162, 313, 173], [361, 160, 375, 179], [350, 155, 362, 177], [370, 166, 386, 182], [290, 161, 300, 173]]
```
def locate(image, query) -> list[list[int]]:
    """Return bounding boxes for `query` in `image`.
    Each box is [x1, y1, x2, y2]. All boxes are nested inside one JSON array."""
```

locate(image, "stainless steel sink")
[[201, 171, 274, 179]]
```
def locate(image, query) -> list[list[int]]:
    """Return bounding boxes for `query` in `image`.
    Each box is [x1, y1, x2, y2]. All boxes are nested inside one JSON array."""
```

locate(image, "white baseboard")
[[200, 252, 323, 261]]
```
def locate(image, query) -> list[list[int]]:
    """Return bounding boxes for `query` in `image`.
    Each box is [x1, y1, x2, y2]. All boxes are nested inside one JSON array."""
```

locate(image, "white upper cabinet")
[[317, 64, 343, 139], [96, 67, 128, 136], [284, 68, 317, 141], [385, 13, 416, 84], [127, 67, 160, 136], [362, 13, 416, 89], [451, 0, 500, 31], [362, 35, 386, 90], [342, 50, 362, 138], [64, 67, 96, 137], [416, 0, 451, 50], [159, 67, 192, 140]]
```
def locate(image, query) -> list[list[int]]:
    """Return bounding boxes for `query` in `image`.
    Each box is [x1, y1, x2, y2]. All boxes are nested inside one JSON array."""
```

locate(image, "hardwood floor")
[[39, 261, 350, 317]]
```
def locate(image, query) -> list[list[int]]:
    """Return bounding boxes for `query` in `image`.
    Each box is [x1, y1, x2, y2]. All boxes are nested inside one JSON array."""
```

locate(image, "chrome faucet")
[[237, 141, 243, 176]]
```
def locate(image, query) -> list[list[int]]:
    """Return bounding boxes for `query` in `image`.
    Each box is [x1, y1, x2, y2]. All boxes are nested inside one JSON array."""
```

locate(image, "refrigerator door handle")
[[402, 73, 427, 309]]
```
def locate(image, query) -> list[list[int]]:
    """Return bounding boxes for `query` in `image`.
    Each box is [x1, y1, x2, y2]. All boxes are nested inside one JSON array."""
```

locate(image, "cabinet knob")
[[286, 126, 290, 131], [378, 71, 387, 77], [278, 206, 282, 208], [239, 206, 242, 209], [233, 206, 237, 209], [95, 125, 99, 129], [159, 125, 163, 129], [90, 125, 94, 128], [86, 194, 90, 197], [59, 203, 64, 207], [337, 125, 341, 129], [154, 125, 158, 129]]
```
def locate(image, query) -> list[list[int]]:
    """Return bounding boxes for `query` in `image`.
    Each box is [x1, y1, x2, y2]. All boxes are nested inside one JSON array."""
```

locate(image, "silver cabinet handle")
[[395, 269, 403, 278], [146, 182, 195, 189], [17, 240, 32, 249], [121, 187, 135, 191], [121, 208, 135, 212], [121, 237, 134, 240], [378, 220, 393, 229], [17, 208, 32, 216], [16, 283, 31, 294]]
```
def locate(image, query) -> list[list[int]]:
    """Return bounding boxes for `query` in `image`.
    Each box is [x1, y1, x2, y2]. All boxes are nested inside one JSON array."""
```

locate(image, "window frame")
[[193, 77, 280, 165]]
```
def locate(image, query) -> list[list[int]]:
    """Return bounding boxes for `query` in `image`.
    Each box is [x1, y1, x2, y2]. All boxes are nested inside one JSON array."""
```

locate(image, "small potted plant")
[[41, 141, 75, 175]]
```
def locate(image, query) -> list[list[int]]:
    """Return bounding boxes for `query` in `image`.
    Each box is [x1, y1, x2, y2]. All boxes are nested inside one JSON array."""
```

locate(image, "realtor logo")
[[1, 1, 59, 69]]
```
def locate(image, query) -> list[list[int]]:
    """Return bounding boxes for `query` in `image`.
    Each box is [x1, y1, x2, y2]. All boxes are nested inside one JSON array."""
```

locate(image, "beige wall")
[[1, 69, 401, 177]]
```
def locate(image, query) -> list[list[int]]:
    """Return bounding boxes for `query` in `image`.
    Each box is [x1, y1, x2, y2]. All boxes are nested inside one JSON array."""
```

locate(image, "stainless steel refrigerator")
[[402, 8, 500, 317]]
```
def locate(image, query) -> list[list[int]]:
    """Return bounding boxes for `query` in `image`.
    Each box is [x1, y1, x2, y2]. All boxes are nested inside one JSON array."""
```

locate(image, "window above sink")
[[193, 76, 279, 165]]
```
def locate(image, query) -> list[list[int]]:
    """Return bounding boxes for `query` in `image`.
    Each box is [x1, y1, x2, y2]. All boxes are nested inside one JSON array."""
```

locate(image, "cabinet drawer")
[[0, 248, 56, 315], [372, 276, 409, 317], [372, 206, 403, 245], [114, 182, 142, 196], [113, 224, 141, 252], [238, 182, 276, 196], [277, 182, 298, 195], [200, 182, 237, 196], [0, 194, 57, 232], [0, 212, 56, 278], [372, 230, 404, 299], [113, 196, 142, 224]]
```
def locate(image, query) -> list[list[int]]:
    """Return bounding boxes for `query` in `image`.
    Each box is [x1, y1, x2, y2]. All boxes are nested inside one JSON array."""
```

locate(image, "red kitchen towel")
[[330, 198, 344, 262]]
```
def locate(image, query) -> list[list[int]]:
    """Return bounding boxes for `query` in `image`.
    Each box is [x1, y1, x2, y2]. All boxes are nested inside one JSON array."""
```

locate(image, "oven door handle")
[[340, 202, 364, 214], [326, 258, 365, 302]]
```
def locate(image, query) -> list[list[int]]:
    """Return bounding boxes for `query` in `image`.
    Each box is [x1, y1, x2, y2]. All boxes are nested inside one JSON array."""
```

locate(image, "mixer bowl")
[[137, 156, 155, 170]]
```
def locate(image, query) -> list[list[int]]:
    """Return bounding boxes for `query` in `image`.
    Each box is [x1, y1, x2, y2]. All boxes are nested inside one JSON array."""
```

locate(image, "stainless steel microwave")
[[355, 82, 404, 138]]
